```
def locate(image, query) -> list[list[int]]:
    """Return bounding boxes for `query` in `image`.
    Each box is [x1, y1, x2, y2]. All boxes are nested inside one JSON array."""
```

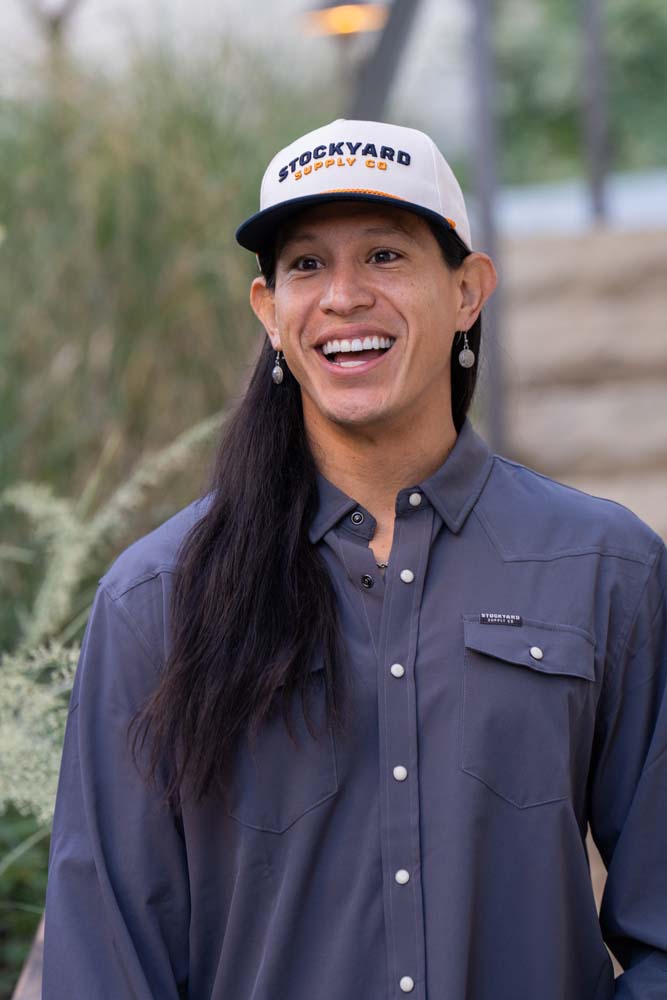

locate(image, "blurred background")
[[1, 0, 666, 995]]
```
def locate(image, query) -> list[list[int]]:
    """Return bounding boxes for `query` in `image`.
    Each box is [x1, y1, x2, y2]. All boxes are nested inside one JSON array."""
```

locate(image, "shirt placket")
[[376, 492, 432, 997], [328, 491, 433, 997]]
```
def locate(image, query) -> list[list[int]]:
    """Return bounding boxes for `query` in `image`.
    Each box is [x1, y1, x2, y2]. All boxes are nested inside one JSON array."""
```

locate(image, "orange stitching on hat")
[[321, 188, 408, 199], [321, 191, 457, 228]]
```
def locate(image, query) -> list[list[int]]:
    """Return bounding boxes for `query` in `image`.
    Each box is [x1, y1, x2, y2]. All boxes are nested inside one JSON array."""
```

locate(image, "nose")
[[318, 259, 375, 315]]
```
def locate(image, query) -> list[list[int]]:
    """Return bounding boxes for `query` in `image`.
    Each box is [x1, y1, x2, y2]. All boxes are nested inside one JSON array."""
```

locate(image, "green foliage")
[[0, 407, 226, 820], [494, 0, 667, 182], [0, 39, 336, 643], [0, 809, 49, 1000], [0, 408, 233, 994], [0, 37, 338, 992]]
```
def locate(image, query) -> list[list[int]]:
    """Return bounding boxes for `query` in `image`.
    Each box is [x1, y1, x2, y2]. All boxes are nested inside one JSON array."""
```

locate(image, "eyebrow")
[[279, 223, 419, 253]]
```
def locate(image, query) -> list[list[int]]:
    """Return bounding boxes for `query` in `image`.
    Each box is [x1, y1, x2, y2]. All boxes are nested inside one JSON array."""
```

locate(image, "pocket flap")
[[463, 618, 595, 682]]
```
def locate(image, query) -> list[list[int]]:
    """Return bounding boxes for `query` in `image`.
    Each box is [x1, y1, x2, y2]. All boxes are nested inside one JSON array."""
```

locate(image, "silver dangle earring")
[[271, 350, 284, 385], [457, 331, 475, 369]]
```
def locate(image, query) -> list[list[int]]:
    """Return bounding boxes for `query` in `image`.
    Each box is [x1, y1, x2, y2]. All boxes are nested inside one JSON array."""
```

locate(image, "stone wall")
[[499, 226, 667, 977]]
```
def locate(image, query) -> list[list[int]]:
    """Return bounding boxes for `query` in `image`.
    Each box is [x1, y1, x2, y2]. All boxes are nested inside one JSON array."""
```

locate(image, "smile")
[[319, 336, 395, 368]]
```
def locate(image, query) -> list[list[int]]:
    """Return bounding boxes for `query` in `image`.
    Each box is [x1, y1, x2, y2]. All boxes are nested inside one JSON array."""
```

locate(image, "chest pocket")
[[227, 661, 339, 834], [460, 616, 596, 809]]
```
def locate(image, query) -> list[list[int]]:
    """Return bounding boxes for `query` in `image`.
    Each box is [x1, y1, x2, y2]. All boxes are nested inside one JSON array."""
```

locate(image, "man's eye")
[[294, 256, 321, 271], [370, 249, 400, 264]]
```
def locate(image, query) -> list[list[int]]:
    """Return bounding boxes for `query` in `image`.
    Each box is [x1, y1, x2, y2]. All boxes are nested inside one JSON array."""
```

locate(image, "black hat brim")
[[235, 191, 463, 254]]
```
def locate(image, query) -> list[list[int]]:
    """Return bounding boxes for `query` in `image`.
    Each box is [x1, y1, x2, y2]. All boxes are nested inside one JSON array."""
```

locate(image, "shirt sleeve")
[[588, 536, 667, 996], [42, 584, 190, 999]]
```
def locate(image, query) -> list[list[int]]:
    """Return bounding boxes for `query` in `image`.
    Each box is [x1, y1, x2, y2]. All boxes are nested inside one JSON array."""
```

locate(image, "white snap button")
[[390, 662, 405, 678], [530, 646, 544, 660], [399, 976, 415, 992], [408, 492, 422, 507], [393, 765, 408, 781], [395, 869, 410, 884], [400, 569, 415, 584]]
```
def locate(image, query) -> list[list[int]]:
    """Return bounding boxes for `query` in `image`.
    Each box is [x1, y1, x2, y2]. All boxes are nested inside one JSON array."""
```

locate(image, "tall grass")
[[0, 41, 336, 644], [0, 38, 337, 993]]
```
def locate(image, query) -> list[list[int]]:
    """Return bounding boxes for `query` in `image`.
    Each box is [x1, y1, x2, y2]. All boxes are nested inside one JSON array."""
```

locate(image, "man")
[[43, 120, 667, 999]]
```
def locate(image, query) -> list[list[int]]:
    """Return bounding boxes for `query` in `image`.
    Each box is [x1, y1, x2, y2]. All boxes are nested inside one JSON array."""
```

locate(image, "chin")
[[303, 383, 396, 431], [322, 400, 393, 430]]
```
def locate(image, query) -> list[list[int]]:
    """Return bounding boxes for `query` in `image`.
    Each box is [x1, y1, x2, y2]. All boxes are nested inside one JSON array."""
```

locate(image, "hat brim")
[[235, 191, 465, 254]]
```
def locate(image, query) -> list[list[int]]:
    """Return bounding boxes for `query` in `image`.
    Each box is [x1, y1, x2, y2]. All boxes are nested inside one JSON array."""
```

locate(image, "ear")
[[456, 252, 498, 330], [250, 276, 282, 351]]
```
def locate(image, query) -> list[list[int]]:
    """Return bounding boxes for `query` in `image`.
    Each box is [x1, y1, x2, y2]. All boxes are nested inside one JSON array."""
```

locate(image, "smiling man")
[[248, 197, 494, 563], [43, 121, 667, 999]]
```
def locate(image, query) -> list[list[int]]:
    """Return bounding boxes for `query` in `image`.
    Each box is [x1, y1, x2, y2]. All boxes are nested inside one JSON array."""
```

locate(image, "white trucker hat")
[[235, 119, 472, 254]]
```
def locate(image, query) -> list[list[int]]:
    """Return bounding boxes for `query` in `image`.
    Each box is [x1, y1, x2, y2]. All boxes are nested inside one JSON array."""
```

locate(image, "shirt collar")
[[419, 417, 494, 533], [308, 417, 494, 544], [309, 476, 360, 544]]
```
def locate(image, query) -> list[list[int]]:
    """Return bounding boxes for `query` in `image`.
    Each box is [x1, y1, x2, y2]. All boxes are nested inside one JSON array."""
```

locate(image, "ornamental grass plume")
[[0, 409, 225, 828]]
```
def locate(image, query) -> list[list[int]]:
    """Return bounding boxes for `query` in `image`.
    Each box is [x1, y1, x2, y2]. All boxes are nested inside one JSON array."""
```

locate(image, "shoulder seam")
[[102, 562, 178, 601], [99, 584, 163, 673], [603, 535, 665, 702], [472, 505, 654, 566], [494, 454, 655, 523]]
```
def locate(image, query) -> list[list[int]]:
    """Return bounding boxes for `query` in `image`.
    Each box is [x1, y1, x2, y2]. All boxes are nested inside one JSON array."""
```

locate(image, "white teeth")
[[320, 335, 396, 356], [339, 359, 365, 367]]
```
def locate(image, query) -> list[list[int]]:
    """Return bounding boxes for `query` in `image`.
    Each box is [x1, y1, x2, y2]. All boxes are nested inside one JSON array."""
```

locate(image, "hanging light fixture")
[[303, 0, 389, 38]]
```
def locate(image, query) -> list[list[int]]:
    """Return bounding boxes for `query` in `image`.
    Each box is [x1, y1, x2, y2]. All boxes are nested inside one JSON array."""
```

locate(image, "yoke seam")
[[101, 585, 163, 673], [473, 506, 656, 566], [102, 563, 178, 601]]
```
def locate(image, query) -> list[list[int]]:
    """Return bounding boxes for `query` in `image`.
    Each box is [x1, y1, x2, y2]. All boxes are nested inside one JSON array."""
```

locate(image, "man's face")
[[251, 201, 475, 436]]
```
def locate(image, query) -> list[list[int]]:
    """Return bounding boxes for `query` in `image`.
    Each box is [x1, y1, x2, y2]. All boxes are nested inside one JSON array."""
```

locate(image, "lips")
[[315, 343, 395, 377], [317, 333, 396, 368]]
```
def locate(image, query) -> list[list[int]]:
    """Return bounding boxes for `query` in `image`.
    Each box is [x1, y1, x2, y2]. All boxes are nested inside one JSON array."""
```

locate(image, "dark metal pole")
[[348, 0, 423, 120], [581, 0, 609, 222], [469, 0, 505, 454]]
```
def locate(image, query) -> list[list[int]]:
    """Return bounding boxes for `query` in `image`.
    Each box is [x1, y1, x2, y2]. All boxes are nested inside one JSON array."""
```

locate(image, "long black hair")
[[129, 222, 482, 811]]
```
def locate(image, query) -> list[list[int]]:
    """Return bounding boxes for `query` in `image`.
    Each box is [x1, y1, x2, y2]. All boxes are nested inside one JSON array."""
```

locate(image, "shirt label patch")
[[480, 612, 523, 627]]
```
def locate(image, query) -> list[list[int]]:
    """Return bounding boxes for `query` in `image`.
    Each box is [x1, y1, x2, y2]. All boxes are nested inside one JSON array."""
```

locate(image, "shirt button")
[[408, 492, 422, 507], [393, 765, 408, 781], [399, 976, 415, 992], [530, 645, 544, 660], [350, 510, 364, 525], [399, 569, 414, 584], [395, 869, 410, 884], [361, 574, 374, 589], [390, 662, 405, 678]]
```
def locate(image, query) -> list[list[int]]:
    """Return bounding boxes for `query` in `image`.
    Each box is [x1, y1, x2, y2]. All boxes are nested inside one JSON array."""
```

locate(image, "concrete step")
[[506, 381, 667, 477], [494, 226, 667, 542], [501, 228, 667, 386]]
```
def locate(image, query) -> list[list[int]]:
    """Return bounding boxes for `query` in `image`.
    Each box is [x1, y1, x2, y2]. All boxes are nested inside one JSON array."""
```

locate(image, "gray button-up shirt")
[[43, 418, 667, 999]]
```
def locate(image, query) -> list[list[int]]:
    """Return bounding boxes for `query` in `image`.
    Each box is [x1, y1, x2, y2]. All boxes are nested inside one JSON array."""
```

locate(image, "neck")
[[304, 401, 458, 562]]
